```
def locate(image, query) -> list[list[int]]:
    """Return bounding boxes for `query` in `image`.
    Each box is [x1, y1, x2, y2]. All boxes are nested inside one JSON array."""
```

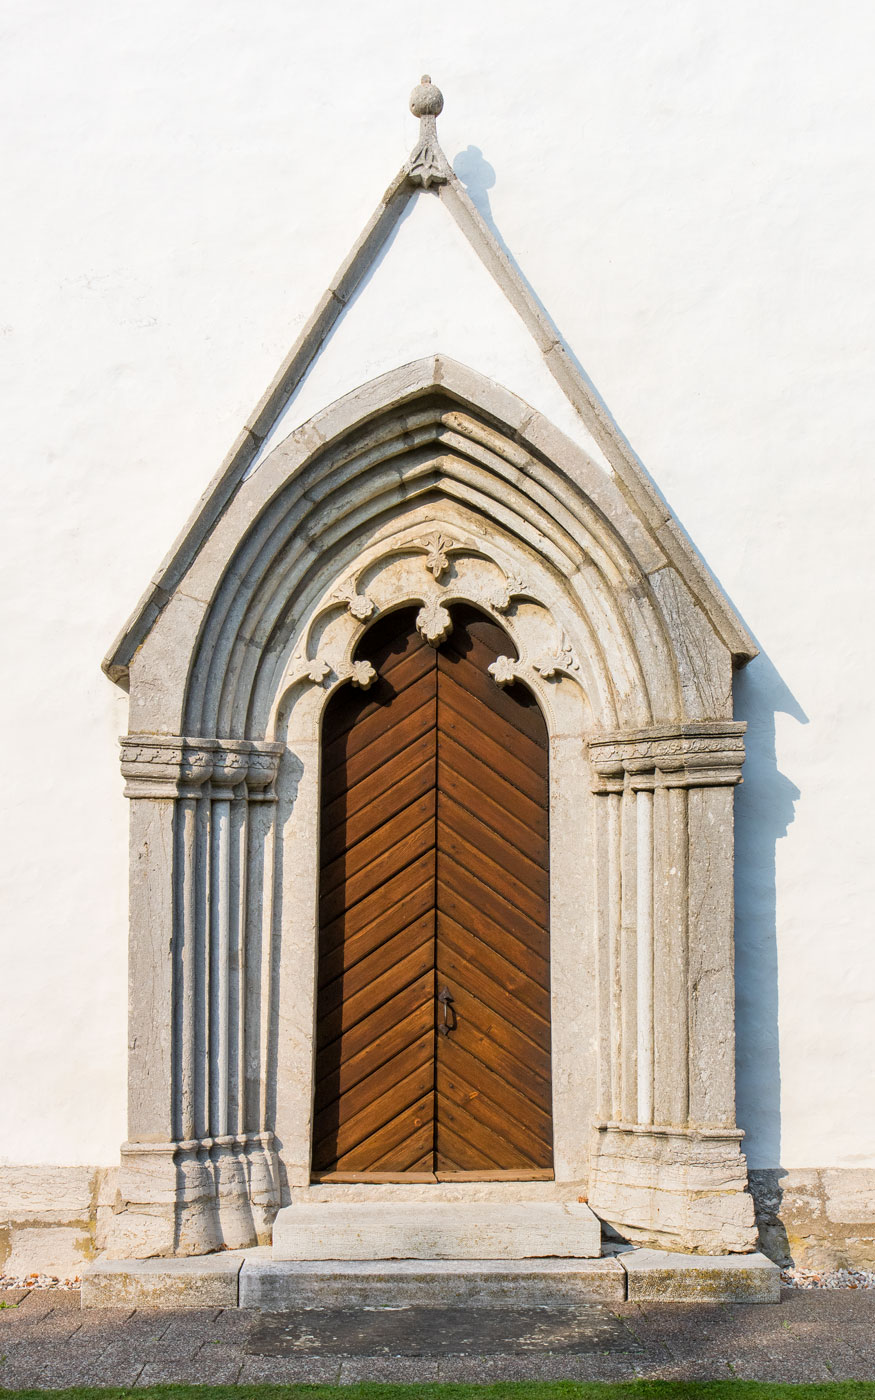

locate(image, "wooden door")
[[313, 603, 551, 1179]]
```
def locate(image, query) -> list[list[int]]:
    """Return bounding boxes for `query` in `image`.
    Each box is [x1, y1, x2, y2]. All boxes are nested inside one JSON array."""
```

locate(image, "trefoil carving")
[[420, 532, 454, 580], [533, 634, 581, 681], [488, 656, 521, 689], [489, 573, 530, 613], [416, 599, 452, 646], [342, 659, 377, 690], [332, 581, 375, 621]]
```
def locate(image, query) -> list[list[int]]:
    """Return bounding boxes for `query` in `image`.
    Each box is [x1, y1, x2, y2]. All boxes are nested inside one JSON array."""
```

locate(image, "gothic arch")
[[109, 356, 757, 1259]]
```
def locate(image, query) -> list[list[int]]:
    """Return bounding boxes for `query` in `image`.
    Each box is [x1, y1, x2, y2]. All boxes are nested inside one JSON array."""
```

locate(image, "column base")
[[589, 1123, 757, 1254], [103, 1135, 280, 1259]]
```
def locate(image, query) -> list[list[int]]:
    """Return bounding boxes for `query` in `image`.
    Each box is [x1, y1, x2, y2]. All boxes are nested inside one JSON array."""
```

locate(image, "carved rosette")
[[342, 659, 377, 689], [588, 723, 747, 792]]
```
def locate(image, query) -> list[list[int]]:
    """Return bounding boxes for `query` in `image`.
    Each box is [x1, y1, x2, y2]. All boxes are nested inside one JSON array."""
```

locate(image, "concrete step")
[[241, 1257, 626, 1308], [271, 1199, 602, 1260]]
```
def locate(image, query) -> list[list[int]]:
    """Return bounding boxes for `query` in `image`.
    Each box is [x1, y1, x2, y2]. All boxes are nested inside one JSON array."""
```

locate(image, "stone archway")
[[107, 356, 757, 1259]]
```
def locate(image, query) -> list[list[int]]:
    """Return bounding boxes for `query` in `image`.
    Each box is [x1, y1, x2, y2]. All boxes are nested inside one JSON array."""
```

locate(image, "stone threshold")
[[81, 1247, 780, 1308]]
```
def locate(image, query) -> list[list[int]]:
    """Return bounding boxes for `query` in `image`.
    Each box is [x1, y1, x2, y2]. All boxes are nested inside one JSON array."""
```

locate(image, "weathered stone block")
[[80, 1252, 244, 1308], [622, 1248, 780, 1302], [271, 1200, 601, 1260]]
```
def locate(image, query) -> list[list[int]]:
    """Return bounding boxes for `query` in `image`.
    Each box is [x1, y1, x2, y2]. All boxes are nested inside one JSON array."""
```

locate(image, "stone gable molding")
[[102, 76, 756, 687]]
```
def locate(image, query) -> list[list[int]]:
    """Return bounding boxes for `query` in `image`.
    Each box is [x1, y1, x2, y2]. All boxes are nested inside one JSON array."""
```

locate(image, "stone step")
[[80, 1247, 781, 1308], [241, 1257, 626, 1308], [270, 1199, 602, 1260]]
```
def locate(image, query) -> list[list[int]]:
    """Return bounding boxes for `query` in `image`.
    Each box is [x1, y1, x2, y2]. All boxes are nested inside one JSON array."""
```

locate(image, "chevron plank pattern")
[[313, 603, 552, 1176]]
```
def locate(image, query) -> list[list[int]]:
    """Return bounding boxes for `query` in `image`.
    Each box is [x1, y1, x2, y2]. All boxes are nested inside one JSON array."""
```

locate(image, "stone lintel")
[[119, 735, 284, 799]]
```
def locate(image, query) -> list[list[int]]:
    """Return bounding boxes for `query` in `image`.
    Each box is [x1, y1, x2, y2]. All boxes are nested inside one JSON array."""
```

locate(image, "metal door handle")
[[437, 985, 456, 1036]]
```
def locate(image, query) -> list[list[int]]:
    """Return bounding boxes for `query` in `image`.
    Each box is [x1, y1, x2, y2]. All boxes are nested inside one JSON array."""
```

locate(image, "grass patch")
[[2, 1384, 875, 1400]]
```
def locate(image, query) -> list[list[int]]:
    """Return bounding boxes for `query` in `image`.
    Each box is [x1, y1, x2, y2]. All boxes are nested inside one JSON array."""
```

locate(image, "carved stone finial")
[[409, 75, 444, 118], [407, 74, 450, 188]]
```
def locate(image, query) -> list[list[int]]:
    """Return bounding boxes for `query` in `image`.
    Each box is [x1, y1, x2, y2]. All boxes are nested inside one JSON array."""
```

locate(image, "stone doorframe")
[[104, 355, 758, 1259]]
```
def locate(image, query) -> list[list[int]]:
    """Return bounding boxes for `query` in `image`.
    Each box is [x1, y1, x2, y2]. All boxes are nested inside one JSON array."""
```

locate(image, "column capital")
[[119, 735, 285, 799], [588, 722, 746, 792]]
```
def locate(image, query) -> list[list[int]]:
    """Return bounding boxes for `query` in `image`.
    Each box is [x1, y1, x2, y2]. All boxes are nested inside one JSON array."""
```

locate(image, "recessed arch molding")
[[106, 357, 758, 1259]]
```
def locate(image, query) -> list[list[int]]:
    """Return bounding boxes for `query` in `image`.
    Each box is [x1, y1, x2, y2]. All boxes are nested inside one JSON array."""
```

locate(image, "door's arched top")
[[106, 357, 755, 739]]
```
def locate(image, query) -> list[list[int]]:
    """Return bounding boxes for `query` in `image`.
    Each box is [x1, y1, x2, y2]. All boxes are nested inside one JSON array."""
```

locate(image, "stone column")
[[587, 723, 757, 1254], [109, 734, 283, 1260]]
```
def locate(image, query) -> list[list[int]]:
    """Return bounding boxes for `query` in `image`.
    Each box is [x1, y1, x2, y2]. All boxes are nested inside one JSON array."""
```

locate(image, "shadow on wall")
[[733, 651, 805, 1262]]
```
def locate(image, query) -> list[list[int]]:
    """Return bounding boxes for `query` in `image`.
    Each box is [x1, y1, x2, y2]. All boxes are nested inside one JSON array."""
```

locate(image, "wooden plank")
[[316, 1003, 434, 1105], [316, 972, 434, 1073], [438, 1036, 554, 1143], [322, 729, 435, 833], [328, 641, 436, 742], [321, 696, 436, 802], [313, 1030, 433, 1141], [437, 911, 550, 1035], [320, 852, 434, 951], [319, 817, 434, 926], [334, 1091, 435, 1172], [440, 733, 548, 841], [321, 789, 436, 895], [321, 757, 434, 865], [439, 686, 546, 806], [436, 1170, 555, 1181], [314, 1057, 434, 1164], [439, 981, 552, 1095], [319, 880, 433, 985], [438, 663, 547, 772], [437, 857, 548, 960], [318, 912, 434, 1018], [437, 1048, 553, 1164], [438, 758, 548, 862], [323, 667, 437, 774], [312, 1172, 437, 1183], [317, 942, 435, 1050], [437, 1092, 539, 1169], [439, 646, 549, 750], [434, 1121, 495, 1173], [436, 875, 548, 983], [438, 795, 549, 901]]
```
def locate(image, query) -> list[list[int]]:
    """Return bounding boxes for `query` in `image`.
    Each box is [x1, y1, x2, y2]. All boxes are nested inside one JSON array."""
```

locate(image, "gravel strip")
[[0, 1274, 81, 1291], [781, 1267, 875, 1289]]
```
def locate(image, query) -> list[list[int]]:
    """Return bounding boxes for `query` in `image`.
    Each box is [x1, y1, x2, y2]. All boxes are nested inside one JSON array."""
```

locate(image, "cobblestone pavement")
[[0, 1287, 874, 1388]]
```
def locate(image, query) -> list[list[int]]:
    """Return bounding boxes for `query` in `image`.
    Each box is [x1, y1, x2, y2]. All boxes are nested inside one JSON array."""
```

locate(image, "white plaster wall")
[[1, 0, 873, 1170]]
